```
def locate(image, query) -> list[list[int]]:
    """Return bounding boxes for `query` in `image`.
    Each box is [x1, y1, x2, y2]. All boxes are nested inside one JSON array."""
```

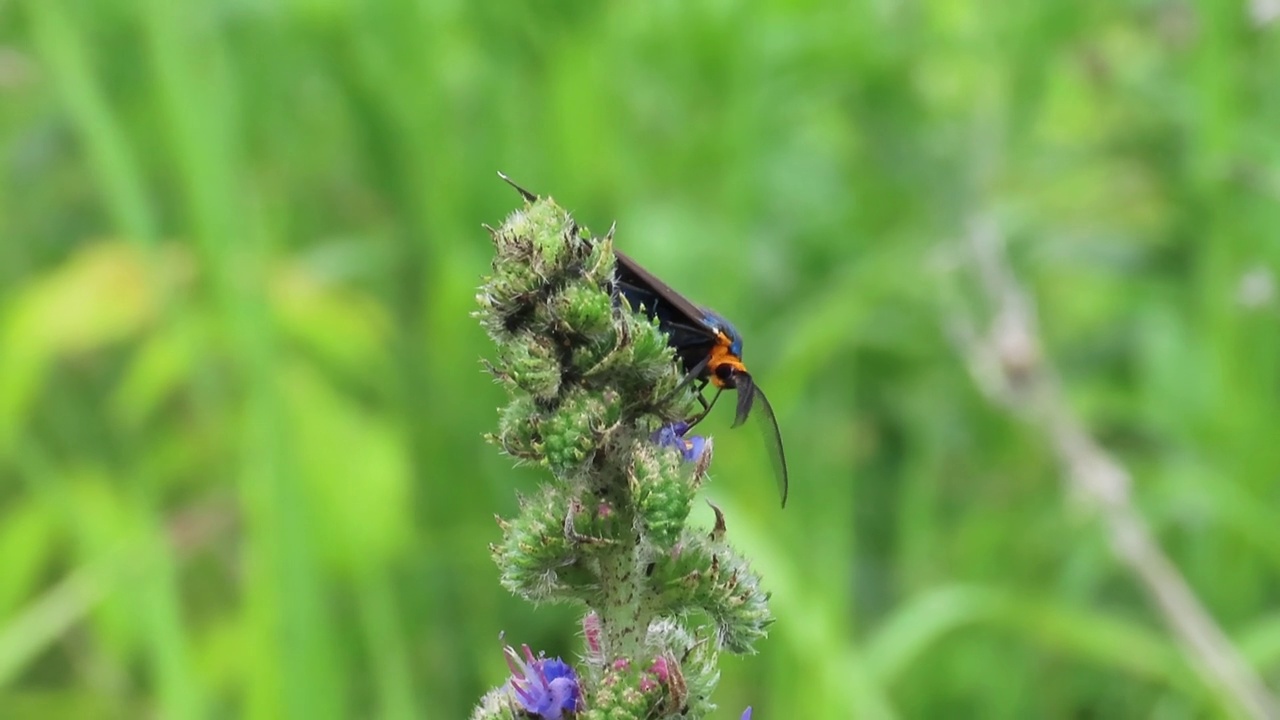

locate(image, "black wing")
[[614, 249, 721, 375], [613, 250, 719, 341], [735, 374, 789, 508]]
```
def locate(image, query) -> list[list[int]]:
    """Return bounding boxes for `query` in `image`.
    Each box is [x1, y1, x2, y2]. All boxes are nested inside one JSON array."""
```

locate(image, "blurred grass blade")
[[0, 562, 109, 686], [867, 586, 1207, 702]]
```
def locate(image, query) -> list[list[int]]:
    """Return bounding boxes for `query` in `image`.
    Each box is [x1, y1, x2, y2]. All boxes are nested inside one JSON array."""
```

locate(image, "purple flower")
[[504, 643, 583, 718], [652, 421, 708, 463], [742, 707, 753, 720]]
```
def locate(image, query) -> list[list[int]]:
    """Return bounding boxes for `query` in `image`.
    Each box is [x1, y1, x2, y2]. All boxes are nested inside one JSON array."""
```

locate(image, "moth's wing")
[[614, 250, 719, 342], [736, 375, 789, 508]]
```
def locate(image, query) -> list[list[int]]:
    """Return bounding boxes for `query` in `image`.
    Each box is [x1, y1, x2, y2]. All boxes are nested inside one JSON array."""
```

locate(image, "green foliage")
[[2, 0, 1279, 718]]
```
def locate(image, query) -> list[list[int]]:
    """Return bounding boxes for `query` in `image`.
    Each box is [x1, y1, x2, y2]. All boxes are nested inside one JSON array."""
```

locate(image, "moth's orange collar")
[[708, 332, 748, 388]]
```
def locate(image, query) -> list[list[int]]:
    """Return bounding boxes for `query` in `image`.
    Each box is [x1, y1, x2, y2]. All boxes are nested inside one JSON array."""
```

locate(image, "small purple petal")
[[651, 424, 683, 450], [741, 707, 753, 720], [652, 422, 708, 463], [502, 642, 583, 719], [547, 677, 579, 714], [683, 435, 707, 462]]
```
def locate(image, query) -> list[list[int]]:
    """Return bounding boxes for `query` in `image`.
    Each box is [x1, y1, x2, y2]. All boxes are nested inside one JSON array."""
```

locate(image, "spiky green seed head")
[[475, 182, 774, 720]]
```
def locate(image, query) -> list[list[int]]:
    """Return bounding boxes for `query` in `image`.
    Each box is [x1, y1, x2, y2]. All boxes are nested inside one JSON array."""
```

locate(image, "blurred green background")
[[2, 0, 1279, 718]]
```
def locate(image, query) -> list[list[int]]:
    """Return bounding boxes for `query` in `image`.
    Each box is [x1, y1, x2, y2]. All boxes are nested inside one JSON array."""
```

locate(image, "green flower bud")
[[492, 330, 562, 400], [645, 531, 772, 654], [631, 440, 694, 553]]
